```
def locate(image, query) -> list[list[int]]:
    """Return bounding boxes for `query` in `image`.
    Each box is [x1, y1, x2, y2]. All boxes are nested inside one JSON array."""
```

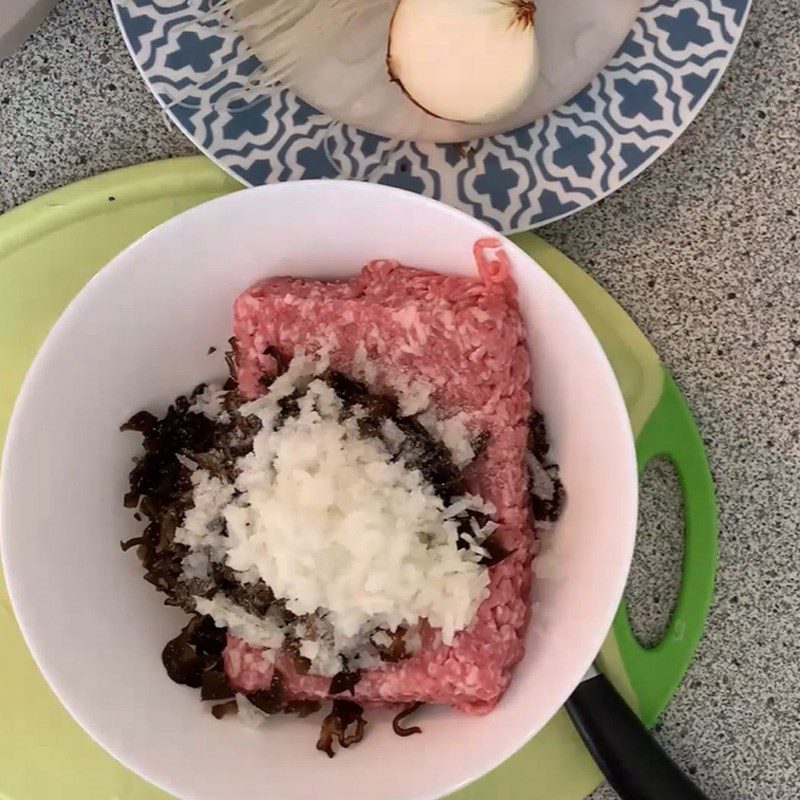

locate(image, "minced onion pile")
[[181, 353, 496, 676]]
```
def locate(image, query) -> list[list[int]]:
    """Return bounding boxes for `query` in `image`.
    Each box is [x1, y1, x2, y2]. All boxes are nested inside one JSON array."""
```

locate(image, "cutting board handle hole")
[[625, 456, 684, 649]]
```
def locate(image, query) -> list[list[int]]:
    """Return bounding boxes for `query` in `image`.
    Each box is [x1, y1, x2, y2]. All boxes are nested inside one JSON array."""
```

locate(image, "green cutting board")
[[0, 157, 716, 800]]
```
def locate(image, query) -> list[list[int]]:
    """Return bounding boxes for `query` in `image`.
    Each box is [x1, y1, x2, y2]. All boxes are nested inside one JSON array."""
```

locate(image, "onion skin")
[[385, 1, 446, 120]]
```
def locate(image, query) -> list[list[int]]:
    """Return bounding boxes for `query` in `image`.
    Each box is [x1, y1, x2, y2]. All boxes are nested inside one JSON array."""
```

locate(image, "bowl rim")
[[1, 180, 638, 800]]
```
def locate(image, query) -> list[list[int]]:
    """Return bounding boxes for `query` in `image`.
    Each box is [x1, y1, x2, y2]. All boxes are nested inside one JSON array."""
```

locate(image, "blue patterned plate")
[[114, 0, 750, 233]]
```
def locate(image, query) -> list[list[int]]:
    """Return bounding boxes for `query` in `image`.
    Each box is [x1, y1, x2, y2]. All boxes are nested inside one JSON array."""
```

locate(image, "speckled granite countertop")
[[1, 2, 798, 798]]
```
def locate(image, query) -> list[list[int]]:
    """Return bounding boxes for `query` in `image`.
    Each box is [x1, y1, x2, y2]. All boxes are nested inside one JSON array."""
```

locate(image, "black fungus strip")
[[394, 415, 463, 500], [212, 563, 275, 617], [284, 700, 322, 718], [185, 450, 232, 483], [201, 670, 235, 701], [120, 410, 159, 434], [211, 700, 239, 720], [123, 491, 139, 509], [479, 531, 514, 568], [263, 345, 289, 375], [191, 615, 228, 656], [119, 535, 146, 552], [247, 671, 286, 715], [329, 666, 362, 696], [470, 430, 490, 460], [285, 641, 312, 675], [530, 464, 566, 523], [374, 628, 408, 663], [528, 410, 549, 461], [128, 452, 191, 506], [327, 371, 399, 418], [161, 618, 215, 689], [224, 337, 238, 383], [454, 508, 492, 553], [316, 699, 367, 758], [275, 389, 302, 426], [392, 702, 424, 737]]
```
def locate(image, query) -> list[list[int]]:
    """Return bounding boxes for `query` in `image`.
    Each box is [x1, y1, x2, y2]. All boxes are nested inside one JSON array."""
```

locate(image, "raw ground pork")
[[225, 259, 534, 714]]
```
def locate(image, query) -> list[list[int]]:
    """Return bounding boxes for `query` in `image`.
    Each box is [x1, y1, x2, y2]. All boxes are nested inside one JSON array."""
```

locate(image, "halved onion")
[[387, 0, 539, 124]]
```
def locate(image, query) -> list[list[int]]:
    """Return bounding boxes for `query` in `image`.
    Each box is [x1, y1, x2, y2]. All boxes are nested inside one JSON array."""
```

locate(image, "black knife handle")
[[565, 673, 710, 800]]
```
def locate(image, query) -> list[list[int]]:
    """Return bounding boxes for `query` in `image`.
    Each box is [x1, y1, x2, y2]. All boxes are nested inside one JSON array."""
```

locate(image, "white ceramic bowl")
[[1, 182, 637, 800]]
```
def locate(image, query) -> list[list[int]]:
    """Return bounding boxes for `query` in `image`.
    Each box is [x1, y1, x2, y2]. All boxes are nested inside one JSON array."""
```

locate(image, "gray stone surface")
[[1, 1, 798, 799]]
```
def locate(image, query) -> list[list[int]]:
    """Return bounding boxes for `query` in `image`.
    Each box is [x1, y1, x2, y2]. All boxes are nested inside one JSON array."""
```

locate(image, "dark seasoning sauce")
[[120, 341, 564, 756]]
